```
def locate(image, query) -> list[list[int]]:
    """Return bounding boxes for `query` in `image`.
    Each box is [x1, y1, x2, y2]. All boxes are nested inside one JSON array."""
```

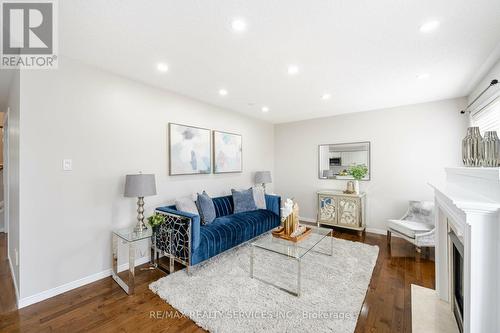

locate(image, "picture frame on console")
[[213, 130, 242, 173], [168, 123, 212, 175]]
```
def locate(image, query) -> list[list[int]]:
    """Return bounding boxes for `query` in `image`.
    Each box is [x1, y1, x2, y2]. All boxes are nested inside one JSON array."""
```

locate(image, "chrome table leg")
[[297, 258, 301, 297], [250, 245, 254, 278], [169, 255, 175, 273], [128, 241, 135, 294], [330, 232, 334, 256]]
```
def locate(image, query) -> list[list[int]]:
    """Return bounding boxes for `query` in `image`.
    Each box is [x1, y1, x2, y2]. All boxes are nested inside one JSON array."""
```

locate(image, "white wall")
[[17, 58, 274, 300], [468, 58, 500, 107], [274, 98, 468, 232], [6, 70, 20, 293]]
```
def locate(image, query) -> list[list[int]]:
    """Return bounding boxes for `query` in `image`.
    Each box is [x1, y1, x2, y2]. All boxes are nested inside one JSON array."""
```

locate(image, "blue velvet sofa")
[[154, 194, 281, 270]]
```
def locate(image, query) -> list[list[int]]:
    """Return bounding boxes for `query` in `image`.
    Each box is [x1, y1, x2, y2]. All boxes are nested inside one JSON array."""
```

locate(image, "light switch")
[[63, 159, 72, 171]]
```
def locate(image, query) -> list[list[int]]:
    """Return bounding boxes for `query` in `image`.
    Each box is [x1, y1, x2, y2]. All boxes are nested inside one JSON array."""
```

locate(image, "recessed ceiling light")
[[287, 65, 299, 75], [416, 73, 430, 80], [231, 18, 247, 32], [157, 62, 169, 72], [419, 20, 440, 33], [322, 93, 331, 100], [261, 106, 270, 113], [218, 89, 228, 96]]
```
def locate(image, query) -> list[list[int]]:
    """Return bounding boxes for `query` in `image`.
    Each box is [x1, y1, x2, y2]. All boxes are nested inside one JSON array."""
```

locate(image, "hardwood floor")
[[0, 233, 17, 315], [0, 230, 434, 332]]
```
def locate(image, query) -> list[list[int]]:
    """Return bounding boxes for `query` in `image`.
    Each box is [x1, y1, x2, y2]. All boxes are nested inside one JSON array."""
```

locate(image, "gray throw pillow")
[[196, 191, 216, 225], [175, 196, 199, 215], [252, 186, 266, 209], [232, 188, 257, 214]]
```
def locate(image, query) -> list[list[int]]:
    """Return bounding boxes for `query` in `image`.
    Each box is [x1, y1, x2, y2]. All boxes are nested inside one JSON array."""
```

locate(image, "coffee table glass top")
[[251, 226, 332, 259]]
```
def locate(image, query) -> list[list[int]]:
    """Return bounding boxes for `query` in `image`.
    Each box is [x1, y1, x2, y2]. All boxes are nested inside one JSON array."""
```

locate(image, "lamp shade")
[[124, 174, 157, 197], [255, 171, 272, 184]]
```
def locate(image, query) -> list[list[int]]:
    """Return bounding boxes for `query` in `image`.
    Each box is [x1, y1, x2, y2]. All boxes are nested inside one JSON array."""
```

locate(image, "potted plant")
[[147, 212, 166, 237], [348, 164, 368, 194]]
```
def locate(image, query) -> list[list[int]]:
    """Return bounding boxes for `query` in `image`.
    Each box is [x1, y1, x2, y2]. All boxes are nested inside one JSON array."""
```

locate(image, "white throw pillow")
[[175, 196, 199, 215], [252, 186, 266, 209]]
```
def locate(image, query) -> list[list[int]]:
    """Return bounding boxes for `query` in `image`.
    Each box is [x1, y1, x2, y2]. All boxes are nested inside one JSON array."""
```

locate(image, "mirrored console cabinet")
[[317, 190, 366, 235]]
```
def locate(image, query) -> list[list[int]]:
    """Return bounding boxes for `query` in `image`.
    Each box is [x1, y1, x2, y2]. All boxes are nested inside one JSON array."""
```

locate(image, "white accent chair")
[[386, 201, 435, 253]]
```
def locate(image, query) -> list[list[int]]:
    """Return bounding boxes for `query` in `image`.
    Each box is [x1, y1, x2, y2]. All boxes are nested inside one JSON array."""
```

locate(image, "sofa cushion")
[[387, 219, 433, 239], [406, 201, 434, 224], [175, 196, 198, 215], [252, 186, 266, 209], [196, 191, 216, 225], [212, 195, 234, 217], [191, 209, 280, 265], [231, 188, 257, 213]]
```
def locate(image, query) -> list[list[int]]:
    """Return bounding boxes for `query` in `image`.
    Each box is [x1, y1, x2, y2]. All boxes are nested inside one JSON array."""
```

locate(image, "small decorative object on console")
[[344, 180, 355, 194], [348, 164, 368, 194]]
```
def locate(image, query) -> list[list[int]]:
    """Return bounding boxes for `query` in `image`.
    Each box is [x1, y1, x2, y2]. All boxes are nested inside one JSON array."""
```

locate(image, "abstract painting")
[[213, 131, 242, 173], [169, 123, 211, 175]]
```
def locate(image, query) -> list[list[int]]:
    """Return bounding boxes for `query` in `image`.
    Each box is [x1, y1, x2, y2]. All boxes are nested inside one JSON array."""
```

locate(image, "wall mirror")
[[318, 142, 370, 180]]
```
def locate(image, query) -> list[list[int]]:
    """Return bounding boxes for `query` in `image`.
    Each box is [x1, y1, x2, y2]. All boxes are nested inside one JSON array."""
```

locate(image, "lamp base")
[[134, 197, 148, 233], [134, 220, 148, 233]]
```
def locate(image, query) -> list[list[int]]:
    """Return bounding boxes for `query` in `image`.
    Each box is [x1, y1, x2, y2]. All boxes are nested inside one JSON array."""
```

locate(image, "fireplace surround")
[[449, 229, 464, 333], [431, 167, 500, 333]]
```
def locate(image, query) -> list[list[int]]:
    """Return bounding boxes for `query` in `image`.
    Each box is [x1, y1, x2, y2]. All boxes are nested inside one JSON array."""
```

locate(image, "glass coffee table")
[[250, 226, 333, 296]]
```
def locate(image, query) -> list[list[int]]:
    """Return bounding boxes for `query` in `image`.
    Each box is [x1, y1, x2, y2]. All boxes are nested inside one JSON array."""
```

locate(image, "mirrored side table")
[[112, 227, 154, 295]]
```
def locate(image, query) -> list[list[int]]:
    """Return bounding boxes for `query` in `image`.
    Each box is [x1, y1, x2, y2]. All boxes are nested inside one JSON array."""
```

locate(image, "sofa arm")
[[265, 194, 281, 219], [155, 207, 201, 255]]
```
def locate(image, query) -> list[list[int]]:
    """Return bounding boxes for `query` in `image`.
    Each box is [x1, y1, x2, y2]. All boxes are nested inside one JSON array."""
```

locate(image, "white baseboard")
[[300, 216, 390, 236], [18, 256, 151, 309], [8, 255, 19, 307], [0, 227, 4, 233], [365, 227, 388, 235]]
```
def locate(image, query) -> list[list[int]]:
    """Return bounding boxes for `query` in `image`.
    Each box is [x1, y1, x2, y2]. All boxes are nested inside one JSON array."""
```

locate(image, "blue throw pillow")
[[196, 191, 216, 225], [231, 188, 257, 214]]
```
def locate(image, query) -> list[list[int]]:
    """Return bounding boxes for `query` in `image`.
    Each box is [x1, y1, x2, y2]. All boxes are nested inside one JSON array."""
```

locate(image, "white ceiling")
[[58, 0, 500, 123]]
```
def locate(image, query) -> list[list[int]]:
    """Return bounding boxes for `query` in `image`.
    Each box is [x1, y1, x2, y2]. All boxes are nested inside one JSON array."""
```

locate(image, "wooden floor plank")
[[0, 229, 435, 332]]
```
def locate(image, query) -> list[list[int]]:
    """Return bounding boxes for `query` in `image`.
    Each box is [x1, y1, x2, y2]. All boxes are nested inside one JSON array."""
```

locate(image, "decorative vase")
[[354, 180, 360, 194], [344, 180, 355, 194], [462, 127, 484, 167], [483, 131, 500, 167], [462, 128, 471, 165]]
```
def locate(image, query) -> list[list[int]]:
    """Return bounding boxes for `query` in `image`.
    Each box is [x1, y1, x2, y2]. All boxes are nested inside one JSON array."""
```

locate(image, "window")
[[472, 99, 500, 135]]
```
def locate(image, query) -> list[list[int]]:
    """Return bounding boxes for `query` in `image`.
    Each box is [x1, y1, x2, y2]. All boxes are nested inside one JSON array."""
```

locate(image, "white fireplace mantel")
[[431, 167, 500, 333]]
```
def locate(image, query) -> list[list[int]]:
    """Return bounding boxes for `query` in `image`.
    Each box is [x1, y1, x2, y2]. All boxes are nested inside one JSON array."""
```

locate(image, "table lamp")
[[255, 171, 272, 192], [124, 173, 157, 232]]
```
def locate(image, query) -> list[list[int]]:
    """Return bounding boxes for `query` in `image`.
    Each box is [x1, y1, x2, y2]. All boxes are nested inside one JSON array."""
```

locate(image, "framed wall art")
[[169, 123, 211, 175], [213, 131, 242, 173]]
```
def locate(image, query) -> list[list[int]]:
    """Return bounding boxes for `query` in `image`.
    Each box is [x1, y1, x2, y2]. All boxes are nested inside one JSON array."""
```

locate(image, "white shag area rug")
[[150, 235, 379, 333]]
